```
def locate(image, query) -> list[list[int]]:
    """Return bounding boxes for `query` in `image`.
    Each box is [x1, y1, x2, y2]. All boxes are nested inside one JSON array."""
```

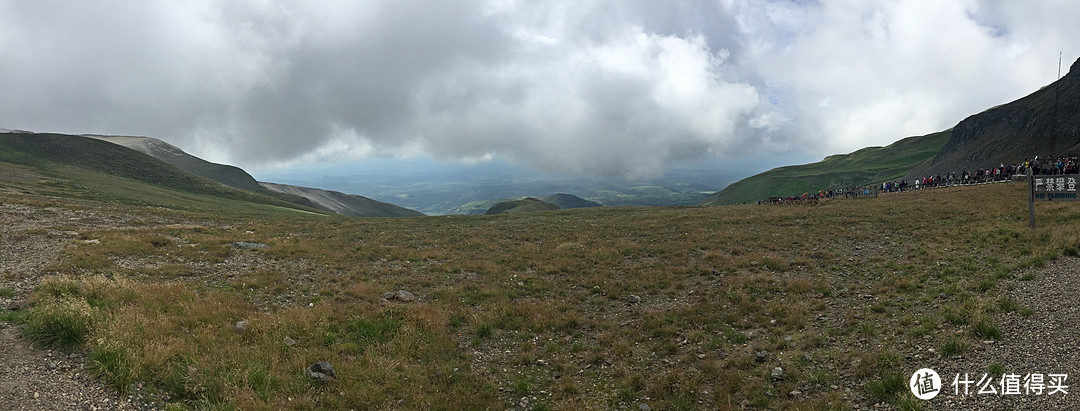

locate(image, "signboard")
[[1031, 176, 1079, 201], [1026, 169, 1078, 231]]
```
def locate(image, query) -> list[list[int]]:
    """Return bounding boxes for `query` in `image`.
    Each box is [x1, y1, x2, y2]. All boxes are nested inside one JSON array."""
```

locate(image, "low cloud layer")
[[2, 0, 1079, 178]]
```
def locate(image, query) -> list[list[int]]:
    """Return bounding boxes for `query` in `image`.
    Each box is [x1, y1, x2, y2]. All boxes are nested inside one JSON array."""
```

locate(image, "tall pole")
[[1052, 52, 1062, 152], [1028, 166, 1036, 232]]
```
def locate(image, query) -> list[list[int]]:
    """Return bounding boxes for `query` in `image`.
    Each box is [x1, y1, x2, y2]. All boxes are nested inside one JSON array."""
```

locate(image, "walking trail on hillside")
[[1, 197, 1078, 409]]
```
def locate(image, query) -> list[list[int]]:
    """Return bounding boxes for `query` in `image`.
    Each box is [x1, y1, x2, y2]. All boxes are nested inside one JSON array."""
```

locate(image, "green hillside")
[[484, 197, 560, 214], [705, 130, 950, 205], [0, 132, 323, 214], [542, 193, 602, 209]]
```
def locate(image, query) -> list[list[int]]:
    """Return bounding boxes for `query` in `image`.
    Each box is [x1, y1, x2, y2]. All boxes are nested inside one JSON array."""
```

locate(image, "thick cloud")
[[1, 0, 1079, 178]]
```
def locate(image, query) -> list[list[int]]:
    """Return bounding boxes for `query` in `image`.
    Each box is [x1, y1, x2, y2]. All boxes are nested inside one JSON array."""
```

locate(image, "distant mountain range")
[[707, 57, 1080, 205], [0, 131, 423, 217]]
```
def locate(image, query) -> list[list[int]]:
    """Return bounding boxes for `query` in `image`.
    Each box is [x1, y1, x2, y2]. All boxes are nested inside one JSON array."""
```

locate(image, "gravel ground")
[[0, 200, 160, 410], [919, 257, 1080, 410]]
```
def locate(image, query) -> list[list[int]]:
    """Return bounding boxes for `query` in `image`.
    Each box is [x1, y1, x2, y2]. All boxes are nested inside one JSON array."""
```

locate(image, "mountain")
[[484, 198, 561, 215], [88, 134, 422, 217], [705, 131, 949, 205], [542, 193, 602, 209], [708, 57, 1080, 205], [0, 132, 318, 212], [87, 135, 314, 208], [905, 57, 1080, 179], [260, 182, 424, 218]]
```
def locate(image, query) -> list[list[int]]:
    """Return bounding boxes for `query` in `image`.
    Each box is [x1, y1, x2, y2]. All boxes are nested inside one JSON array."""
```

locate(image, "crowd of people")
[[760, 155, 1080, 205], [880, 156, 1080, 194], [759, 185, 879, 205]]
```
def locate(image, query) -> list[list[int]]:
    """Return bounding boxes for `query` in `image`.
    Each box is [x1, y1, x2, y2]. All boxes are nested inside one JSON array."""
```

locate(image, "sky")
[[2, 0, 1079, 181]]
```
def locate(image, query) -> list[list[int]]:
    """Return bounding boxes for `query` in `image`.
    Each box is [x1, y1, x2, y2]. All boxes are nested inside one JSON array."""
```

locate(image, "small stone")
[[82, 239, 101, 245], [230, 241, 268, 250], [625, 295, 642, 304], [755, 351, 768, 363], [697, 353, 707, 359], [306, 362, 336, 383], [771, 367, 784, 382], [46, 361, 57, 371], [283, 336, 297, 347], [234, 320, 249, 333], [638, 403, 651, 411], [789, 390, 801, 397], [383, 290, 417, 302]]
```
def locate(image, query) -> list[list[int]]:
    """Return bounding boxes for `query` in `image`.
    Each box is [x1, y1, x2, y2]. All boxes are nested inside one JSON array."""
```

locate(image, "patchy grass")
[[8, 181, 1080, 409]]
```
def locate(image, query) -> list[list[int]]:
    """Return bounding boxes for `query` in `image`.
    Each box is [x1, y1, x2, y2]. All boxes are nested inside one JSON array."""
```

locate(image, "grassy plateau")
[[3, 165, 1080, 409]]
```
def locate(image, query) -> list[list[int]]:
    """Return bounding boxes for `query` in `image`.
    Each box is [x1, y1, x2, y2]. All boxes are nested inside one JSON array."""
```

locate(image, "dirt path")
[[920, 257, 1080, 410], [0, 325, 143, 410], [0, 200, 156, 410]]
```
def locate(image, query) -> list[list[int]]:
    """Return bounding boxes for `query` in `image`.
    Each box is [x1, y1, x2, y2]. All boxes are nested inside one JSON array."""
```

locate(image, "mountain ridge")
[[260, 182, 424, 218], [85, 134, 422, 217], [708, 57, 1080, 205]]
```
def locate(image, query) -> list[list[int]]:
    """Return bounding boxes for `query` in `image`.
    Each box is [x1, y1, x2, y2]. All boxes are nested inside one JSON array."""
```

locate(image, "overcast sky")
[[2, 0, 1078, 179]]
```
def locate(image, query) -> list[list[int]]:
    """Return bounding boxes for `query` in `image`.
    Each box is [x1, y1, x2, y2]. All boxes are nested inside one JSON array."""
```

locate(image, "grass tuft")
[[24, 297, 94, 349]]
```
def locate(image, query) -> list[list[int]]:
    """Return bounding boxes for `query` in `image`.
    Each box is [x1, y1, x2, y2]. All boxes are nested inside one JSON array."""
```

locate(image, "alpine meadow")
[[4, 2, 1080, 410]]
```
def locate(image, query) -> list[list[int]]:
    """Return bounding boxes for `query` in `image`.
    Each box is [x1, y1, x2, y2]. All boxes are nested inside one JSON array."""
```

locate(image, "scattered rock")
[[755, 351, 768, 363], [789, 390, 802, 397], [638, 403, 651, 411], [283, 336, 297, 347], [382, 290, 417, 303], [6, 300, 25, 311], [231, 241, 268, 250], [234, 320, 249, 334], [771, 367, 784, 382], [306, 362, 336, 383], [625, 294, 642, 304]]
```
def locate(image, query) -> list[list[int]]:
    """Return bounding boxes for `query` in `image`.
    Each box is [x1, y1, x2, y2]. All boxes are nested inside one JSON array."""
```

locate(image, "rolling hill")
[[260, 182, 424, 217], [87, 135, 315, 208], [704, 130, 949, 205], [484, 197, 561, 214], [87, 134, 422, 217], [542, 193, 602, 209], [0, 132, 320, 213], [708, 56, 1080, 205]]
